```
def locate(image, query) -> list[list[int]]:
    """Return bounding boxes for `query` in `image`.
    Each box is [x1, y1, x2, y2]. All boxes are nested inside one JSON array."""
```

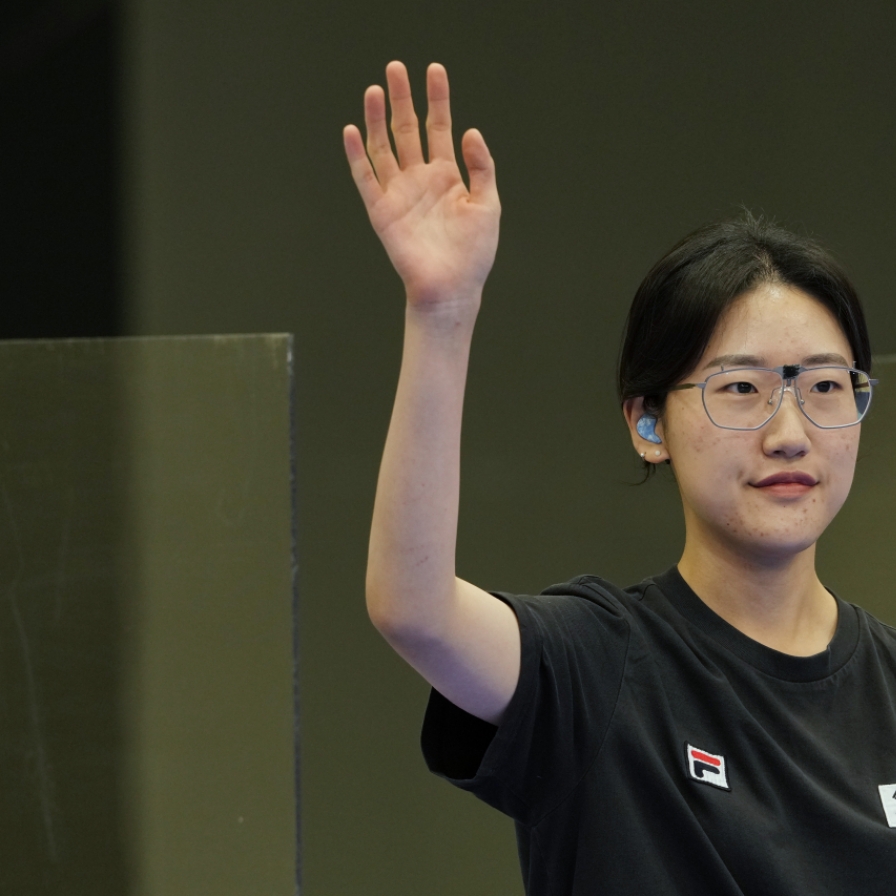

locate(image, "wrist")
[[405, 290, 481, 338]]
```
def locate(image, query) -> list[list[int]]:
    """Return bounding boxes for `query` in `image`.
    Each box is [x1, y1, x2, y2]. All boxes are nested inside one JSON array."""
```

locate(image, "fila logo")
[[685, 743, 730, 791], [878, 784, 896, 828]]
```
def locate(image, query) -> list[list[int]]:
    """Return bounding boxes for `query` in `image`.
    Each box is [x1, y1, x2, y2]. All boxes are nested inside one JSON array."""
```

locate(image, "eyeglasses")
[[667, 365, 878, 431]]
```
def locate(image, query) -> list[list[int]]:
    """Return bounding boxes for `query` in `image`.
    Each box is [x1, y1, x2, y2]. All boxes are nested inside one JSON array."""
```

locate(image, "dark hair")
[[617, 212, 872, 421]]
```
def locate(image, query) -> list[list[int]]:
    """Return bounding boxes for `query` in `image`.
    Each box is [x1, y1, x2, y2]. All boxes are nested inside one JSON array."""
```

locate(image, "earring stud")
[[654, 450, 662, 457]]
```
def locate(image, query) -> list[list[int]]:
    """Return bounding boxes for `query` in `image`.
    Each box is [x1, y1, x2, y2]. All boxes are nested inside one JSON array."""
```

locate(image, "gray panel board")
[[0, 335, 297, 895]]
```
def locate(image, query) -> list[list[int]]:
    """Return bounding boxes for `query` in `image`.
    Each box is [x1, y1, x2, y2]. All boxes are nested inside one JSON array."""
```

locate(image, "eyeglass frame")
[[666, 363, 879, 431]]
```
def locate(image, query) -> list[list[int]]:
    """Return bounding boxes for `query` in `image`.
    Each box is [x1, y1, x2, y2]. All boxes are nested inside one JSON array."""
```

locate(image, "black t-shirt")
[[422, 567, 896, 895]]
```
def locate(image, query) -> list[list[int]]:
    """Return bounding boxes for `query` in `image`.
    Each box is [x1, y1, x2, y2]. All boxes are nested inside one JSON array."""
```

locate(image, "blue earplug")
[[636, 415, 663, 444]]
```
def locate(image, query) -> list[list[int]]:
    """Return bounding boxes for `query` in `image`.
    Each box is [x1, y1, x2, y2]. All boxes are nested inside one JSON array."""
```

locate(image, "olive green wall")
[[121, 2, 896, 893]]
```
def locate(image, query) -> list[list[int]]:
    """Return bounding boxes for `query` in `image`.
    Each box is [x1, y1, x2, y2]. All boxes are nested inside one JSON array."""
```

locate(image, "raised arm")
[[345, 62, 520, 725]]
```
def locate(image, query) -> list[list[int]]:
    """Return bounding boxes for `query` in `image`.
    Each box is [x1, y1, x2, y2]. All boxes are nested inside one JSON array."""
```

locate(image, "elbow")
[[365, 575, 450, 647], [365, 574, 407, 638], [365, 579, 393, 635]]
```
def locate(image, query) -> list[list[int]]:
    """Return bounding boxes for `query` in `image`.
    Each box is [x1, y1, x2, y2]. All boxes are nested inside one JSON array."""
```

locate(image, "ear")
[[622, 397, 667, 459]]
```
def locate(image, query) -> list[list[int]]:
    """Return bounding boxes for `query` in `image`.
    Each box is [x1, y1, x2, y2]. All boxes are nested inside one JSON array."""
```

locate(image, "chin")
[[746, 532, 821, 563], [721, 518, 827, 564], [686, 488, 843, 563]]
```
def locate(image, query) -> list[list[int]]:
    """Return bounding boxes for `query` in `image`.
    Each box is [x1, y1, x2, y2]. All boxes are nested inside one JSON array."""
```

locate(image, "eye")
[[811, 380, 842, 394], [723, 381, 758, 394]]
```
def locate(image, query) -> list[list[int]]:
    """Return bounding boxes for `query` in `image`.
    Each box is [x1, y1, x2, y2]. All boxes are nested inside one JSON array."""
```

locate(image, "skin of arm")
[[344, 62, 520, 725]]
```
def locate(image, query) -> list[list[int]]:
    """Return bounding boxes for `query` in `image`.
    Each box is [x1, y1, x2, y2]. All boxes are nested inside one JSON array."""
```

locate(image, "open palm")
[[344, 62, 500, 308]]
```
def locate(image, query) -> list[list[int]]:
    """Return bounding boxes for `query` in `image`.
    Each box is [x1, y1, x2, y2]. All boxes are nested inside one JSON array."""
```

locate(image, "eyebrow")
[[701, 352, 852, 370]]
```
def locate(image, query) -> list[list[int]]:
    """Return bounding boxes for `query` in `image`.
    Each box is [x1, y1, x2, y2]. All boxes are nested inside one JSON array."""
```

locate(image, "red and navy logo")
[[685, 743, 730, 791]]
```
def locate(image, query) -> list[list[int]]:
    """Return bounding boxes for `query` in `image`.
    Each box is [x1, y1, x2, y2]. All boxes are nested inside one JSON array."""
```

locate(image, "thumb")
[[462, 129, 498, 206]]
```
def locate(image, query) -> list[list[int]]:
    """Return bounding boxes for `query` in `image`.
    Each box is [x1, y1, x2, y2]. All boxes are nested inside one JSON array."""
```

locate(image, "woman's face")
[[637, 282, 861, 564]]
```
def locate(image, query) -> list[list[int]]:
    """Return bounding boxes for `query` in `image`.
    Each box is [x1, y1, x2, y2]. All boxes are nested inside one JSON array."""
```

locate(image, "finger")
[[385, 60, 425, 168], [363, 84, 400, 183], [425, 62, 455, 162], [343, 124, 384, 209], [461, 129, 499, 208]]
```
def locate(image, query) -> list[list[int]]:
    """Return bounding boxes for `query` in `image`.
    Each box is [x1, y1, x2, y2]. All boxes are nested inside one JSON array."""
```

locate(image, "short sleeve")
[[421, 585, 632, 825]]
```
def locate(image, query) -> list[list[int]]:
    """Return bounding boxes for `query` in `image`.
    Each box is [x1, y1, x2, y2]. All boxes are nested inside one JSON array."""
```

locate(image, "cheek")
[[690, 428, 731, 457], [665, 406, 745, 467], [664, 399, 710, 454], [826, 431, 860, 490], [665, 422, 752, 506]]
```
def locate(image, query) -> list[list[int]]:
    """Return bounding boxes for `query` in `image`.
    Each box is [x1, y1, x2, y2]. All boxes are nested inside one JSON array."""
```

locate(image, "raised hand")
[[358, 64, 521, 728], [343, 62, 500, 312]]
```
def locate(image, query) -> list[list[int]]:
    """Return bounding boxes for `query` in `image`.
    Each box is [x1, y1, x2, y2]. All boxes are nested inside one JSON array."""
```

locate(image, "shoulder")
[[851, 602, 896, 646], [488, 573, 658, 650], [499, 572, 651, 611]]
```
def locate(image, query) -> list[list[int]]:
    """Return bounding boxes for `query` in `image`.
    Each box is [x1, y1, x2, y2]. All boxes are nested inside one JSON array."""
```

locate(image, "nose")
[[762, 386, 810, 458]]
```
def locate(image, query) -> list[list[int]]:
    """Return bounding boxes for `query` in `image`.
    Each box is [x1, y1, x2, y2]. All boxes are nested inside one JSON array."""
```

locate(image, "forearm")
[[366, 296, 478, 638]]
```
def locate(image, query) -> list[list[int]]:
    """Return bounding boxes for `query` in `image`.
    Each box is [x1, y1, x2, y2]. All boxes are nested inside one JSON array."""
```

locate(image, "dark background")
[[1, 0, 119, 338], [5, 1, 896, 893]]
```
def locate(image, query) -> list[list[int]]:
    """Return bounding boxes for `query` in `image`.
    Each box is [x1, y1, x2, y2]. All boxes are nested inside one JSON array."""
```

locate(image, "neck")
[[677, 535, 837, 657]]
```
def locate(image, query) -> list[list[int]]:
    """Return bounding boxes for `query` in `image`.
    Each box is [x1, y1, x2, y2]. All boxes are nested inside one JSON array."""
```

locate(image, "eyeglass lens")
[[703, 367, 872, 430]]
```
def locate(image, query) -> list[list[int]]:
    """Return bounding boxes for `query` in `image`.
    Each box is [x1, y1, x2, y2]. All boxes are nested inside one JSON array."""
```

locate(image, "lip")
[[751, 472, 818, 489]]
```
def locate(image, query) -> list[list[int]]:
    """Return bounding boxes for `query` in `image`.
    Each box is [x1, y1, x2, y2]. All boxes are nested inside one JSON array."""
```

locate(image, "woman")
[[344, 61, 896, 894]]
